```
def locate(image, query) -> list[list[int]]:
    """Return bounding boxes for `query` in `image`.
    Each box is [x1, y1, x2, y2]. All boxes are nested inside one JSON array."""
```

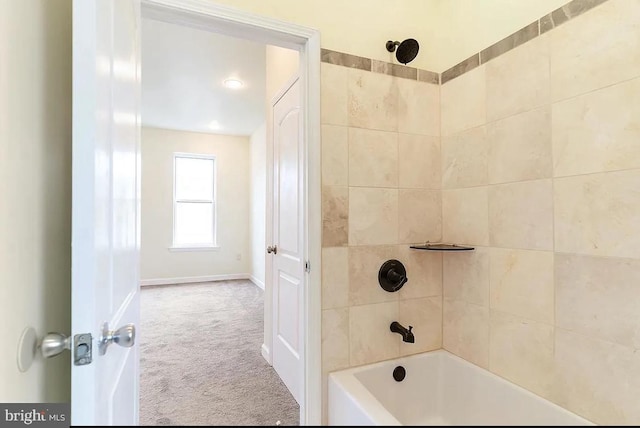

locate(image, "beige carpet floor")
[[140, 280, 299, 426]]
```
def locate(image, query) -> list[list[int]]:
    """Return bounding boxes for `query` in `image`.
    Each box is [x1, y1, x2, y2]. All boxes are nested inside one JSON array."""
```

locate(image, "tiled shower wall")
[[440, 0, 640, 424], [319, 63, 443, 395]]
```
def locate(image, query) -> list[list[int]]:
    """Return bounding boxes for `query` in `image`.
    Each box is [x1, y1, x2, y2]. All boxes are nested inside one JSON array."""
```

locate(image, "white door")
[[271, 77, 304, 404], [72, 0, 141, 425]]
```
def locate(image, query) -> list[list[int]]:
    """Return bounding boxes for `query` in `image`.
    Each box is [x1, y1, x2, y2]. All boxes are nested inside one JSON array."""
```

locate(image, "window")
[[172, 153, 217, 248]]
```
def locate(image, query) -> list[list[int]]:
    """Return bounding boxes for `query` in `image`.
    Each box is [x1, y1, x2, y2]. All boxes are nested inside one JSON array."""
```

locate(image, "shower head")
[[385, 38, 420, 65]]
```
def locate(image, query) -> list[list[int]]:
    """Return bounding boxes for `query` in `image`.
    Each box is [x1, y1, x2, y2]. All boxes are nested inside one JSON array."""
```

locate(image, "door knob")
[[39, 331, 93, 365], [41, 332, 71, 359], [99, 322, 136, 356], [266, 245, 278, 254]]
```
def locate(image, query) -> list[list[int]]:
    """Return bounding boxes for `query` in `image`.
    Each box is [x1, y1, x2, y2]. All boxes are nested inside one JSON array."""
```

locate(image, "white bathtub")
[[328, 350, 593, 426]]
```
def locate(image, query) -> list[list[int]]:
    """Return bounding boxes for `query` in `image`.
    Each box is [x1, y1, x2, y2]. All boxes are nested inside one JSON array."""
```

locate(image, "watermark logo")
[[0, 404, 68, 428]]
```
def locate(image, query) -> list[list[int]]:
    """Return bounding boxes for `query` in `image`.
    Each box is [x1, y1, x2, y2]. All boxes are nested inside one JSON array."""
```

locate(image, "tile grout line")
[[549, 35, 558, 359], [439, 80, 445, 352]]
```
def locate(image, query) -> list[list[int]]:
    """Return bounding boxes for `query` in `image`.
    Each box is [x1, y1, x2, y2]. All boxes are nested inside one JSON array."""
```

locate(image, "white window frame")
[[170, 152, 218, 251]]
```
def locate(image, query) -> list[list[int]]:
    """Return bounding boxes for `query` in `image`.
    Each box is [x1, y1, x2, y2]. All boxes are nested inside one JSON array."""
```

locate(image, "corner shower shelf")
[[409, 243, 475, 251]]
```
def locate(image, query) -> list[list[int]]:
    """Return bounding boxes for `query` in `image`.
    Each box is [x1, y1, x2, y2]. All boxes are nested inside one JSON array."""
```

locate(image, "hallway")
[[139, 280, 299, 426]]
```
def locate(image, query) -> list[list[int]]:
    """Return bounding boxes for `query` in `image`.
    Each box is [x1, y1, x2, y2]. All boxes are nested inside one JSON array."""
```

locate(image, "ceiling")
[[141, 18, 266, 136]]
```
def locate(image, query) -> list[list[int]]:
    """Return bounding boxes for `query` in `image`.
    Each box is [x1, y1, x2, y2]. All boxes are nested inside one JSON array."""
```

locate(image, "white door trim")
[[141, 1, 321, 425]]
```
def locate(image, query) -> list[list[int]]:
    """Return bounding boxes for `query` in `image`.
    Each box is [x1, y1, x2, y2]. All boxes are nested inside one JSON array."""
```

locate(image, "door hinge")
[[305, 261, 311, 273]]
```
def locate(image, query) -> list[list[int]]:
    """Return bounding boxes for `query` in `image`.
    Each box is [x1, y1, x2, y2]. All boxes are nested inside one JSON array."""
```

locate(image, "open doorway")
[[69, 1, 321, 424], [138, 17, 300, 426]]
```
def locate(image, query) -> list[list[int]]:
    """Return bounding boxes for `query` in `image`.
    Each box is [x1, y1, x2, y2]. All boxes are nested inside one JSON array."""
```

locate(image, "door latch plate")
[[74, 333, 93, 366]]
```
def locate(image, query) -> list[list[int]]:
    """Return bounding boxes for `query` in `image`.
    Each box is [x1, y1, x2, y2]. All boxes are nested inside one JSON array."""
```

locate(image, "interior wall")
[[440, 0, 640, 424], [0, 0, 71, 402], [320, 62, 443, 421], [210, 0, 436, 70], [140, 127, 251, 282], [211, 0, 570, 72], [249, 122, 267, 288], [266, 45, 300, 100]]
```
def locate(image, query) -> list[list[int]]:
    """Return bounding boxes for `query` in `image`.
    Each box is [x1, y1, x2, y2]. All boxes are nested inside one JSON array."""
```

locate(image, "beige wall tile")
[[322, 186, 348, 247], [442, 126, 488, 189], [490, 311, 554, 398], [443, 246, 490, 306], [550, 0, 640, 101], [348, 128, 398, 188], [348, 245, 399, 306], [441, 66, 486, 136], [321, 125, 348, 186], [443, 298, 489, 368], [442, 187, 489, 246], [399, 297, 442, 356], [556, 253, 640, 349], [348, 69, 397, 132], [489, 179, 553, 251], [398, 189, 442, 244], [490, 248, 554, 324], [552, 77, 640, 177], [350, 301, 400, 366], [554, 329, 640, 425], [397, 78, 440, 136], [321, 247, 349, 309], [397, 246, 442, 300], [488, 107, 552, 184], [321, 63, 348, 126], [349, 187, 398, 246], [554, 170, 640, 258], [398, 134, 440, 189], [322, 308, 350, 372], [487, 35, 550, 122]]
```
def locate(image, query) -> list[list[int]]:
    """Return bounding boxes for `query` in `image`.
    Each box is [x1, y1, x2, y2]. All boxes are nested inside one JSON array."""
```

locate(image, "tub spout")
[[390, 321, 414, 343]]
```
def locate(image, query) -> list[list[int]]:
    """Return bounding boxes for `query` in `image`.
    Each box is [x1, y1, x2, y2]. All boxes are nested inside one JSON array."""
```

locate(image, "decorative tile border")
[[480, 21, 538, 64], [320, 48, 439, 85], [321, 0, 610, 86], [371, 59, 418, 80], [417, 69, 440, 85], [321, 49, 371, 71], [441, 53, 479, 84], [540, 0, 609, 33], [442, 0, 611, 84]]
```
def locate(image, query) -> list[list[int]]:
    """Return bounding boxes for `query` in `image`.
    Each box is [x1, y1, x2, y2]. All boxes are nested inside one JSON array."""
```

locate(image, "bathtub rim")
[[328, 349, 594, 426]]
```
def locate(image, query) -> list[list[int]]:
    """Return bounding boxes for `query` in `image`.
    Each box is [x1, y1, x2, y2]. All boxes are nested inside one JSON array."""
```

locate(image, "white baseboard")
[[261, 343, 272, 365], [250, 275, 265, 290], [140, 273, 250, 287]]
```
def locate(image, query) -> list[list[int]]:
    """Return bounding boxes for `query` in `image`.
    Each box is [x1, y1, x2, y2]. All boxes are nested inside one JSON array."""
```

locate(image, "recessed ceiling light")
[[223, 78, 244, 89], [209, 120, 220, 130]]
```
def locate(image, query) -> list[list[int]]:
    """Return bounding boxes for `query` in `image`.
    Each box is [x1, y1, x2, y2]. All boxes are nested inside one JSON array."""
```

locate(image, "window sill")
[[168, 246, 220, 252]]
